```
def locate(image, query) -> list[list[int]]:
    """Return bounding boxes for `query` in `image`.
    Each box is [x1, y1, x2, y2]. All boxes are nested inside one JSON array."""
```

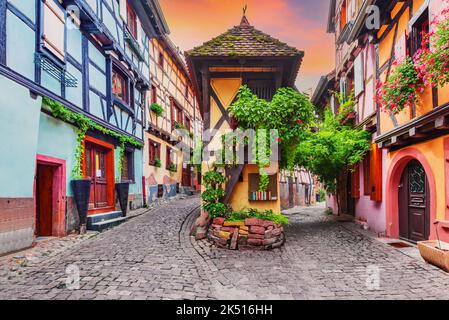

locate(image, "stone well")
[[207, 217, 285, 250]]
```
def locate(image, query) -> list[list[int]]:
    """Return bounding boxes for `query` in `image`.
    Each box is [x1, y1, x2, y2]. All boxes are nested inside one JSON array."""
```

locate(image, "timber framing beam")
[[376, 102, 449, 150]]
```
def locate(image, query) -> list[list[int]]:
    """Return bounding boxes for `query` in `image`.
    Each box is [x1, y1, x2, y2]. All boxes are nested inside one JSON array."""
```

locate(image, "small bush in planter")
[[168, 163, 177, 172], [154, 158, 162, 168], [150, 103, 164, 117], [225, 209, 289, 225]]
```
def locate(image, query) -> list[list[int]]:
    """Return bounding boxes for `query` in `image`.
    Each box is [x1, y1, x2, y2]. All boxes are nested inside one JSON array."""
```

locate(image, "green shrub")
[[154, 158, 161, 168], [150, 103, 164, 117], [226, 209, 289, 225]]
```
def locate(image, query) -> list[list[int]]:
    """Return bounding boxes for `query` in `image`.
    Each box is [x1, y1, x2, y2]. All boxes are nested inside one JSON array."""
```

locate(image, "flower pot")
[[417, 240, 449, 272], [71, 179, 92, 233], [115, 182, 130, 216]]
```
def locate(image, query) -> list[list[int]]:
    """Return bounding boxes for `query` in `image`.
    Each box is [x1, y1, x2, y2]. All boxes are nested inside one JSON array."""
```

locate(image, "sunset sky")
[[158, 0, 335, 94]]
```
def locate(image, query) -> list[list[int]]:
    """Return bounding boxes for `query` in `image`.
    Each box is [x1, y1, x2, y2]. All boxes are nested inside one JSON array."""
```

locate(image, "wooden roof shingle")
[[185, 16, 303, 58]]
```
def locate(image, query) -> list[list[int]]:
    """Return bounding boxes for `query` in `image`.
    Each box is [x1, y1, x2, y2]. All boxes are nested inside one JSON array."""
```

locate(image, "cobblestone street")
[[1, 196, 449, 300]]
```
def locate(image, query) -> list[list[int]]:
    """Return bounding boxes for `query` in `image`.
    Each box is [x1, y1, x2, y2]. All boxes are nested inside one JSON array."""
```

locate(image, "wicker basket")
[[417, 240, 449, 272]]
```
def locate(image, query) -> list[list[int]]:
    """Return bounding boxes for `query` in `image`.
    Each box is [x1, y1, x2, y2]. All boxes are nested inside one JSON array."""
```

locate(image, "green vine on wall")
[[201, 169, 230, 219], [42, 97, 142, 180]]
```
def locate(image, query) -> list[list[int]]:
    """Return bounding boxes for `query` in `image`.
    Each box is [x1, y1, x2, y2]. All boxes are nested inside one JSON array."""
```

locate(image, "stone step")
[[87, 211, 122, 226], [88, 216, 128, 232], [87, 211, 125, 232]]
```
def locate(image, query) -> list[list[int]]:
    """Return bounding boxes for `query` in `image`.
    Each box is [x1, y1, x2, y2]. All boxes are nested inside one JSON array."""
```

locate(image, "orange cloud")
[[159, 0, 335, 92]]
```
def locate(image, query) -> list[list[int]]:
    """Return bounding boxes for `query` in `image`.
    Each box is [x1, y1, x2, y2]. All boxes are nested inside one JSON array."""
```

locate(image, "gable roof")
[[185, 16, 303, 58]]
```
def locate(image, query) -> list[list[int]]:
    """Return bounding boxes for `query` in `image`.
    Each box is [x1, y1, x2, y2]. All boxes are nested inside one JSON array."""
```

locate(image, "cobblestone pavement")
[[1, 197, 449, 300]]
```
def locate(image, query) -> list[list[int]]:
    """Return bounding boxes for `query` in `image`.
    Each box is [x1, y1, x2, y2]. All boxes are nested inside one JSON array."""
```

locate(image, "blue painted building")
[[0, 0, 169, 254]]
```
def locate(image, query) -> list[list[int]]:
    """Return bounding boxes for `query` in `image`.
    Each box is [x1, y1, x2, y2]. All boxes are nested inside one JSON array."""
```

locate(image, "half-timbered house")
[[374, 0, 449, 243], [144, 34, 202, 204], [185, 14, 304, 232], [317, 0, 449, 243], [320, 0, 385, 233], [0, 0, 167, 254]]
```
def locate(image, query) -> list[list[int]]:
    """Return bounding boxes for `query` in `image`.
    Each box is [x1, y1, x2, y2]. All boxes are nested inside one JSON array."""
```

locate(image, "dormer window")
[[112, 67, 129, 104], [126, 2, 137, 39]]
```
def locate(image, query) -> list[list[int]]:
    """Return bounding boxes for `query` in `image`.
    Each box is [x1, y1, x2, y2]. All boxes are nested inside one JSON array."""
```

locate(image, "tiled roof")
[[186, 16, 303, 58]]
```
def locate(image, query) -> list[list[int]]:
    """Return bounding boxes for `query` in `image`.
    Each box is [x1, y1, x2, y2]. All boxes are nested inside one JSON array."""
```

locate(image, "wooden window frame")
[[170, 98, 183, 130], [121, 149, 135, 183], [112, 66, 130, 105], [409, 8, 429, 58], [42, 0, 66, 62], [158, 51, 164, 69], [166, 146, 175, 170], [185, 116, 191, 131], [148, 139, 161, 166], [151, 85, 157, 104], [126, 1, 138, 39]]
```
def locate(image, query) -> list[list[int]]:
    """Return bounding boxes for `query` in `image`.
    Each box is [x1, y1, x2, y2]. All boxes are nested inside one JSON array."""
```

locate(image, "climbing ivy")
[[42, 97, 142, 180], [201, 169, 230, 219]]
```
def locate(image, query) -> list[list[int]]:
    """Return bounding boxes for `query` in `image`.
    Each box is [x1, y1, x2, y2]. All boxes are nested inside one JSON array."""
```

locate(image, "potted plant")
[[154, 158, 162, 168], [168, 163, 177, 173], [150, 103, 164, 117], [115, 180, 130, 216], [70, 140, 91, 234], [115, 144, 130, 216]]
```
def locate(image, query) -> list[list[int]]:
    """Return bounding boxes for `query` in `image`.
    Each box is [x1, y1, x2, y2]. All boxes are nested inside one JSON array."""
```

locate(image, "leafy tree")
[[229, 85, 315, 168], [295, 108, 371, 214]]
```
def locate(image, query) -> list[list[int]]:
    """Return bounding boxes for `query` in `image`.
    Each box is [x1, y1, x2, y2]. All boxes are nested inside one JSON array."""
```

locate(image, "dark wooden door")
[[182, 165, 192, 187], [36, 164, 53, 236], [86, 143, 109, 210], [399, 160, 430, 242]]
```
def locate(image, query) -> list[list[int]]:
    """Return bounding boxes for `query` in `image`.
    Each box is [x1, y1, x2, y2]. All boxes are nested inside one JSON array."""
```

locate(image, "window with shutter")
[[166, 146, 171, 169], [363, 154, 371, 196], [409, 9, 429, 58], [369, 144, 382, 202], [126, 2, 137, 39], [121, 150, 134, 182], [148, 139, 160, 165], [42, 0, 66, 61], [354, 53, 364, 97]]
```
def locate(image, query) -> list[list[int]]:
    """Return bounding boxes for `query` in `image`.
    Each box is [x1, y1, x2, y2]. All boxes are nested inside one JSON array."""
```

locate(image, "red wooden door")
[[36, 165, 53, 236], [398, 160, 430, 242], [85, 143, 109, 210]]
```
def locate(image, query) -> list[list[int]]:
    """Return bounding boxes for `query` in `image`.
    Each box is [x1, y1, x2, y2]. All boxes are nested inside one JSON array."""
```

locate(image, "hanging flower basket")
[[413, 8, 449, 88], [376, 57, 424, 114]]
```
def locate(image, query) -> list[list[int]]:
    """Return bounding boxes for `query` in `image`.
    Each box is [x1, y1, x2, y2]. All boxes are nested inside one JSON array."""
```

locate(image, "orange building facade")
[[317, 0, 449, 243], [376, 0, 449, 242]]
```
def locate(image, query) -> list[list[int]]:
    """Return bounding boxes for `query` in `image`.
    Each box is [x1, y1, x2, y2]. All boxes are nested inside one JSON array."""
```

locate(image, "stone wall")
[[207, 217, 285, 250]]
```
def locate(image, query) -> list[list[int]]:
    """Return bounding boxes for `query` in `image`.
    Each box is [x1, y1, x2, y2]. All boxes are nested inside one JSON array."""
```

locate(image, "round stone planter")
[[207, 217, 285, 250]]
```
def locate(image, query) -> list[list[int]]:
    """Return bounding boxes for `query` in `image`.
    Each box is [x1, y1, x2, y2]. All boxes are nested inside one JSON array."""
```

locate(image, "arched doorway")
[[398, 160, 430, 242]]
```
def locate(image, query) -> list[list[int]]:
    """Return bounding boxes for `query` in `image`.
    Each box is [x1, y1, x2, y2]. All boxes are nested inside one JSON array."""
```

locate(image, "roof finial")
[[240, 4, 250, 26]]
